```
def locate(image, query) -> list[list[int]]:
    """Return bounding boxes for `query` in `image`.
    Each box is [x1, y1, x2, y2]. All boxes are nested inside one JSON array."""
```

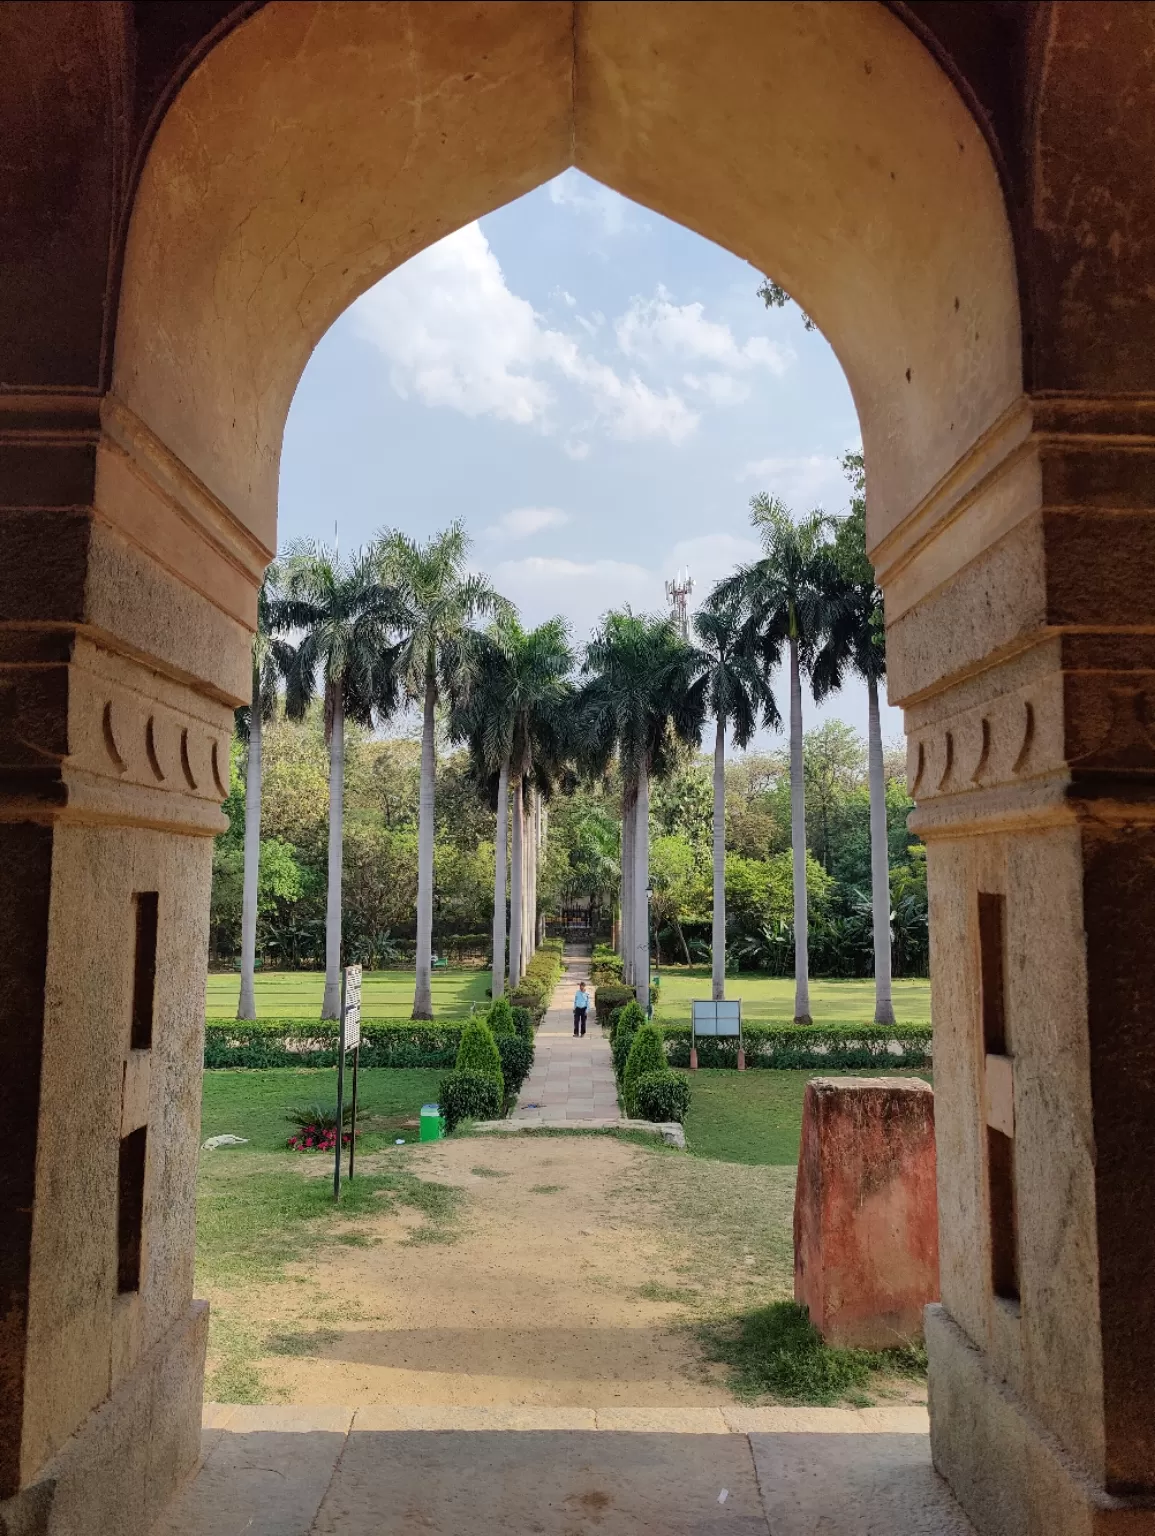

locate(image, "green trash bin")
[[419, 1103, 444, 1142]]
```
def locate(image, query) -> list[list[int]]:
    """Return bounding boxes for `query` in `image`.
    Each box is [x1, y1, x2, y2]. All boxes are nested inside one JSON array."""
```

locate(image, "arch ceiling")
[[113, 0, 1021, 558]]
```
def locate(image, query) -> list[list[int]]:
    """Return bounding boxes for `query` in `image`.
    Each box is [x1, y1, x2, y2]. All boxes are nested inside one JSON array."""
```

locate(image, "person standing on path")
[[573, 981, 590, 1037]]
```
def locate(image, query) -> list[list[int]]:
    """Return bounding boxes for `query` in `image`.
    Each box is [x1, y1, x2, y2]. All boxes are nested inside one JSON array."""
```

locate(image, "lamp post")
[[645, 882, 654, 1017]]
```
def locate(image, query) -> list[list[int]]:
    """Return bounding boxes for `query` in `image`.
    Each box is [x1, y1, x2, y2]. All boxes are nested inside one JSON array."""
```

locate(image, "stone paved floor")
[[152, 1405, 975, 1536], [512, 944, 620, 1127]]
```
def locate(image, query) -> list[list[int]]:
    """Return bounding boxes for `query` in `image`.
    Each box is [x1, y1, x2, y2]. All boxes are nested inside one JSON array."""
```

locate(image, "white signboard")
[[691, 1000, 741, 1038], [343, 964, 363, 1051]]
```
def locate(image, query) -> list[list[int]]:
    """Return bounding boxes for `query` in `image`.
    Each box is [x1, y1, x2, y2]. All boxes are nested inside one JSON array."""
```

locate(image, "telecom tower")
[[665, 569, 694, 640]]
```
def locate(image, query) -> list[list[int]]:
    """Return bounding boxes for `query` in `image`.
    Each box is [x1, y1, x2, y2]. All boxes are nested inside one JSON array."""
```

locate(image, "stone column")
[[0, 392, 261, 1532], [875, 395, 1155, 1533]]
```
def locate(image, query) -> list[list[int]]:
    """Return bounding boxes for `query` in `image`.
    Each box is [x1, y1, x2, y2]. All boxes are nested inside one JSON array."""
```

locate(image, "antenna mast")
[[664, 569, 695, 640]]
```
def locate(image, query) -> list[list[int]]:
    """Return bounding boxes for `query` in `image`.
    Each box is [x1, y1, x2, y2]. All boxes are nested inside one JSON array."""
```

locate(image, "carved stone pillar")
[[875, 395, 1155, 1533], [0, 391, 261, 1531]]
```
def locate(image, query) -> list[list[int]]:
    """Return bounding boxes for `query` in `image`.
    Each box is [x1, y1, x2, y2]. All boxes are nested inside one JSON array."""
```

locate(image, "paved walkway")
[[511, 943, 620, 1127], [152, 1403, 974, 1536]]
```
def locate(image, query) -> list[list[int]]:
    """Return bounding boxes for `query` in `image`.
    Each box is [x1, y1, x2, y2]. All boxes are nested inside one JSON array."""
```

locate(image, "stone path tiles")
[[153, 1406, 973, 1535], [512, 945, 620, 1127]]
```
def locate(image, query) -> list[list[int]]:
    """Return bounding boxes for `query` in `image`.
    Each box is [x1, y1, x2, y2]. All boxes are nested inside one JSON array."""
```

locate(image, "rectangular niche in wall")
[[131, 892, 158, 1050], [117, 1125, 147, 1293], [978, 889, 1019, 1302]]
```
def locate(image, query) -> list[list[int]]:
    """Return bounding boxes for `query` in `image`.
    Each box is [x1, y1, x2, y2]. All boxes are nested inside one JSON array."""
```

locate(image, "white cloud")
[[484, 506, 570, 540], [354, 223, 695, 446], [546, 170, 632, 235], [564, 440, 590, 461], [616, 287, 792, 382], [493, 555, 655, 632], [737, 453, 847, 508]]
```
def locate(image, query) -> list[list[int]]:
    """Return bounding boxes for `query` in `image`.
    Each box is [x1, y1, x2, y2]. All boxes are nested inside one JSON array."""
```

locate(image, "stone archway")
[[6, 5, 1155, 1535]]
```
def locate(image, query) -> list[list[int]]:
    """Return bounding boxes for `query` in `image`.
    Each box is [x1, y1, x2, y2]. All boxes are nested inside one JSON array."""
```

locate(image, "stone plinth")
[[794, 1077, 938, 1349]]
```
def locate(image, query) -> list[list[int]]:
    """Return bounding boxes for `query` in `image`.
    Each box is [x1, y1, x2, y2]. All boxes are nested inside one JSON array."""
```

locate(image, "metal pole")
[[334, 966, 346, 1201], [348, 1043, 360, 1180]]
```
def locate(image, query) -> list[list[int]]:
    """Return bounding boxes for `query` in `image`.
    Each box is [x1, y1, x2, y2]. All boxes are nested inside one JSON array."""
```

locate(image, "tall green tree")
[[236, 564, 293, 1020], [581, 611, 704, 1006], [812, 451, 896, 1023], [450, 615, 574, 997], [685, 597, 779, 1000], [376, 522, 511, 1019], [711, 496, 838, 1023], [275, 543, 401, 1019]]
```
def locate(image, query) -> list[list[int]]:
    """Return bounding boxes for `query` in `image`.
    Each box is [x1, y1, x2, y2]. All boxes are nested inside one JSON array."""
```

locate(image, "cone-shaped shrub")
[[455, 1018, 504, 1096], [622, 1022, 666, 1115], [486, 997, 516, 1036], [610, 999, 647, 1081]]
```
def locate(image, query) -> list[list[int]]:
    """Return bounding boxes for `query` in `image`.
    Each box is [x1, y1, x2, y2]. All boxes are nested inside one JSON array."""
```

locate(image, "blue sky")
[[279, 169, 903, 745]]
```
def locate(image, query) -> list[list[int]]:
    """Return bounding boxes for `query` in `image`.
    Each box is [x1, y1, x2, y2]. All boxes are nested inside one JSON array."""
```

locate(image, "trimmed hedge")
[[456, 1018, 504, 1095], [633, 1070, 691, 1125], [486, 998, 516, 1036], [495, 1034, 535, 1099], [510, 1006, 533, 1042], [622, 1023, 666, 1115], [439, 1069, 501, 1131], [594, 984, 634, 1029], [511, 945, 565, 1022], [610, 999, 647, 1081], [659, 1022, 933, 1071], [203, 1018, 465, 1069]]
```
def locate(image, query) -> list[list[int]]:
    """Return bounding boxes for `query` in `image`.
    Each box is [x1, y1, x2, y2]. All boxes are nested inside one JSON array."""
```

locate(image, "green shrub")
[[594, 983, 634, 1027], [203, 1018, 465, 1070], [509, 1005, 534, 1041], [611, 999, 647, 1080], [632, 1070, 691, 1124], [657, 1021, 933, 1070], [622, 1023, 666, 1115], [495, 1034, 534, 1100], [486, 997, 516, 1036], [455, 1018, 504, 1096], [591, 946, 623, 984], [439, 1069, 502, 1131]]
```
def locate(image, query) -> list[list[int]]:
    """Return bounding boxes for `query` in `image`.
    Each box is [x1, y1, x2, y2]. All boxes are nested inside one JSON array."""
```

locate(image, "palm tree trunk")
[[509, 777, 524, 990], [321, 684, 344, 1021], [634, 766, 650, 1009], [527, 789, 537, 963], [867, 673, 896, 1024], [412, 668, 437, 1020], [491, 756, 510, 998], [711, 715, 726, 1001], [789, 636, 812, 1023], [621, 780, 636, 986], [237, 679, 263, 1020]]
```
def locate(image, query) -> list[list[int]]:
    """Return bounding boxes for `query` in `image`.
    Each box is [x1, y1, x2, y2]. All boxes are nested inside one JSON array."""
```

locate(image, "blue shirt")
[[574, 990, 590, 1010]]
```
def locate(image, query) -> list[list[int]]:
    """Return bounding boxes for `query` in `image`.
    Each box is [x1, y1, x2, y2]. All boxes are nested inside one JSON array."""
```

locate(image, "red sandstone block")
[[793, 1076, 939, 1349]]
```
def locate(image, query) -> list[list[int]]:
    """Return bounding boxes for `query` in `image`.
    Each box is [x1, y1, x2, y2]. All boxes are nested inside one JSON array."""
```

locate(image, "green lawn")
[[653, 968, 930, 1025], [205, 968, 491, 1019], [682, 1067, 932, 1167], [201, 1066, 446, 1151]]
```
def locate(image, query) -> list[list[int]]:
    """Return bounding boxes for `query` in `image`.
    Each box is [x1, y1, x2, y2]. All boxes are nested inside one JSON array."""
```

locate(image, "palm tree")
[[582, 611, 704, 1007], [236, 564, 293, 1020], [711, 496, 837, 1024], [450, 616, 574, 998], [376, 522, 511, 1019], [812, 452, 895, 1023], [684, 596, 779, 1000], [275, 542, 401, 1019]]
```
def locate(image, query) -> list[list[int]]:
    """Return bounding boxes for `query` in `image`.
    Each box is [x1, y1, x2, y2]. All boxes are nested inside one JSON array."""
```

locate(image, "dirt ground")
[[203, 1134, 801, 1407]]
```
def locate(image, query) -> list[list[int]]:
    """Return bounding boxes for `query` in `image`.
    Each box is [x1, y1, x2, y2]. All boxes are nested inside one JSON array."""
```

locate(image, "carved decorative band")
[[0, 389, 102, 441], [100, 395, 272, 580]]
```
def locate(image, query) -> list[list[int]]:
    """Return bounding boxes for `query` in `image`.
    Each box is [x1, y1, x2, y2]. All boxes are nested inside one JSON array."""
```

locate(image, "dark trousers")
[[573, 1007, 587, 1036]]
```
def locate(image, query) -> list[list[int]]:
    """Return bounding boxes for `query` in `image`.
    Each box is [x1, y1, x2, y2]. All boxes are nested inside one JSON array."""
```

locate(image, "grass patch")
[[264, 1328, 340, 1357], [651, 970, 930, 1025], [698, 1300, 928, 1405], [196, 1157, 463, 1287], [683, 1069, 932, 1167], [200, 1067, 445, 1153], [529, 1183, 564, 1194], [206, 968, 491, 1019], [470, 1166, 510, 1179], [637, 1281, 701, 1304]]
